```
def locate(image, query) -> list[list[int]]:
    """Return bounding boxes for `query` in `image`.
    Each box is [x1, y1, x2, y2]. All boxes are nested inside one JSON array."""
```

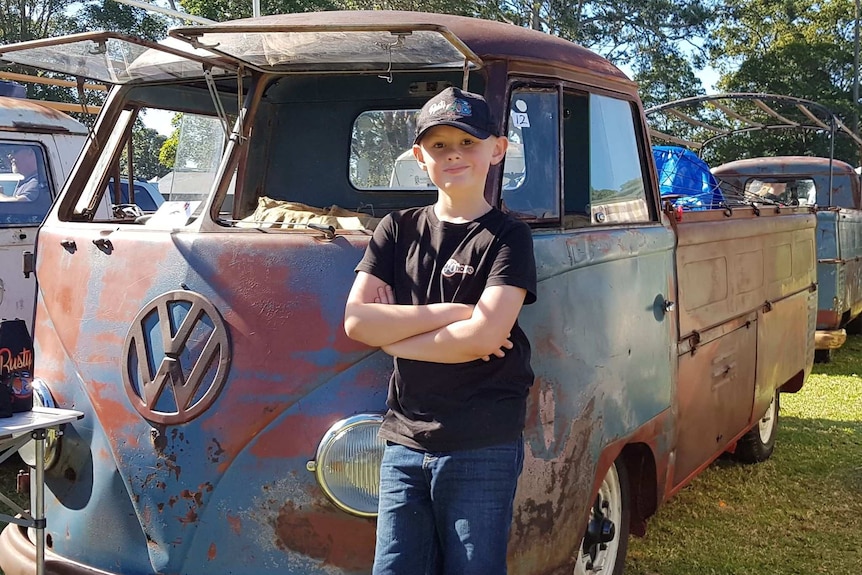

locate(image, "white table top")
[[0, 407, 84, 440]]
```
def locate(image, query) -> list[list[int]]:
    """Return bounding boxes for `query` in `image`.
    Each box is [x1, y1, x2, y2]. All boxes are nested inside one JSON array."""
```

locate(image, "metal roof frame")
[[645, 93, 862, 206]]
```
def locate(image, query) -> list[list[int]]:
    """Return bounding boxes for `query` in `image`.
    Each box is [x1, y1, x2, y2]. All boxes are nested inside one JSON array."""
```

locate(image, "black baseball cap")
[[414, 87, 498, 144]]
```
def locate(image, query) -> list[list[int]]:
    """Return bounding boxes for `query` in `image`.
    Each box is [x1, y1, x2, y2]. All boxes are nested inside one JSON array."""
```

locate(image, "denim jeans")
[[372, 438, 524, 575]]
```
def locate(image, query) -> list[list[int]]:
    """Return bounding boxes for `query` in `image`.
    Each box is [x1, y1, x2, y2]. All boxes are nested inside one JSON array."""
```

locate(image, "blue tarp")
[[652, 145, 725, 209]]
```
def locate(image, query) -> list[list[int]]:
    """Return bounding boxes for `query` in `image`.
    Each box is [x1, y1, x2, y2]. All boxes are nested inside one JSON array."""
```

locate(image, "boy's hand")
[[481, 334, 513, 361], [374, 284, 395, 305]]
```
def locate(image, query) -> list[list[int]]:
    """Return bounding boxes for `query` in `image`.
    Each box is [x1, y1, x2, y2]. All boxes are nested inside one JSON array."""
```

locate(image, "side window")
[[0, 143, 52, 225], [588, 94, 650, 224], [501, 87, 560, 221], [69, 109, 232, 224]]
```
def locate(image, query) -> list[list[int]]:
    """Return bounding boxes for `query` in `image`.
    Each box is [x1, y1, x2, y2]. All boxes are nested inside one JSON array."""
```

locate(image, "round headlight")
[[18, 378, 62, 470], [307, 414, 385, 517]]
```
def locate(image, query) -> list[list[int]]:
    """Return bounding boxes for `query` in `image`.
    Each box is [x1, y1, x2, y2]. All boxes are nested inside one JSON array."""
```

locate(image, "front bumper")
[[814, 328, 847, 350]]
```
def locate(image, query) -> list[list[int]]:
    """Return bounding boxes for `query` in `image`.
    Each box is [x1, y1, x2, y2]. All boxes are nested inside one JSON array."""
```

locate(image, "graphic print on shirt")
[[441, 258, 476, 277]]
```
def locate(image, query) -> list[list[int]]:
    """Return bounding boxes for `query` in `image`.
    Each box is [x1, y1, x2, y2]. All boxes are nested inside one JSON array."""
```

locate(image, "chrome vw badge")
[[122, 290, 231, 425]]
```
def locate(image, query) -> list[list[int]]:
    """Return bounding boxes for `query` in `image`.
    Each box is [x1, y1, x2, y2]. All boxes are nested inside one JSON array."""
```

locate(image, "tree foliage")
[[708, 0, 861, 164], [2, 1, 172, 174], [176, 0, 715, 90], [119, 119, 169, 180]]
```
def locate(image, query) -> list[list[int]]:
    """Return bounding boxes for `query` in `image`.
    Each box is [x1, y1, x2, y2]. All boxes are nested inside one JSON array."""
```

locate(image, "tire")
[[575, 459, 630, 575], [846, 313, 862, 335], [733, 391, 779, 464], [814, 349, 833, 363]]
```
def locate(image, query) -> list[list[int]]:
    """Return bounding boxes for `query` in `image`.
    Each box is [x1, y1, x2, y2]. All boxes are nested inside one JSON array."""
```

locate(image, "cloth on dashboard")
[[239, 197, 379, 230]]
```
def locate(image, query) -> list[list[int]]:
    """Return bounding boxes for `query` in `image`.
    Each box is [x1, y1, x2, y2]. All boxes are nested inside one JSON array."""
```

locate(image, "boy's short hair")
[[414, 87, 498, 144]]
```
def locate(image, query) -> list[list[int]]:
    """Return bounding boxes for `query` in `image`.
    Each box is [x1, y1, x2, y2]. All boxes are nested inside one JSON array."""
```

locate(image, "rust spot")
[[162, 454, 181, 480], [227, 513, 242, 534], [179, 509, 198, 525], [207, 438, 225, 463], [275, 501, 374, 570], [208, 543, 217, 561]]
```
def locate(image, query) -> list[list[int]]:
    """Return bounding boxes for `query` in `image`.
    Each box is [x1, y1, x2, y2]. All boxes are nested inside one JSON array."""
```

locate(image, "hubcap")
[[575, 463, 621, 574], [758, 395, 777, 443]]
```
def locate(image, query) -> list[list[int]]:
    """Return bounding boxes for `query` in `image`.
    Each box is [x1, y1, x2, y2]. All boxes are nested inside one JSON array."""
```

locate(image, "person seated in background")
[[0, 147, 45, 203]]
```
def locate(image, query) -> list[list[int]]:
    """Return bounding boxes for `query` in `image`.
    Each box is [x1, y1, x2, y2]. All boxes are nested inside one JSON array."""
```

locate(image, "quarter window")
[[501, 88, 560, 221]]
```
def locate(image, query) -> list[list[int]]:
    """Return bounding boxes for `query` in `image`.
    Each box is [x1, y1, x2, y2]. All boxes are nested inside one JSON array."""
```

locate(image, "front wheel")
[[733, 391, 779, 463], [575, 459, 630, 575]]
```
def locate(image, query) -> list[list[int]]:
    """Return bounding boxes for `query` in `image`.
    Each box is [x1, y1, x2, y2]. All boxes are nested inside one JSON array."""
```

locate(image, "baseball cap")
[[414, 87, 498, 144]]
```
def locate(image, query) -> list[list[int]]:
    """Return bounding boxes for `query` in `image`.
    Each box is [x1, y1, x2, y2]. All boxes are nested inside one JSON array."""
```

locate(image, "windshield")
[[170, 28, 479, 73]]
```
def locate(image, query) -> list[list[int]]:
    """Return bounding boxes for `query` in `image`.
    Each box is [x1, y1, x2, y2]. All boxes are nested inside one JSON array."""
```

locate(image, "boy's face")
[[412, 125, 508, 196]]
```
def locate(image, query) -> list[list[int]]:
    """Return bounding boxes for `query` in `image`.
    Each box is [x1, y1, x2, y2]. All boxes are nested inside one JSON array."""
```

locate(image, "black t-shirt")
[[355, 205, 537, 451]]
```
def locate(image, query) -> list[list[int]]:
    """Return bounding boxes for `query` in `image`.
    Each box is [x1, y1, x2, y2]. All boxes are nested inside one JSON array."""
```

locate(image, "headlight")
[[18, 378, 62, 470], [306, 414, 385, 517]]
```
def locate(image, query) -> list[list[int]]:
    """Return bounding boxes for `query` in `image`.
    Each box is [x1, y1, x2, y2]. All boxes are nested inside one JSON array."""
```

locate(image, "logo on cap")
[[429, 98, 473, 118]]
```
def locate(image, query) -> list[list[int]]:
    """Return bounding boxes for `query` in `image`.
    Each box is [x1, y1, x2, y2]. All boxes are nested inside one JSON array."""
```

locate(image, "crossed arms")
[[343, 271, 527, 364]]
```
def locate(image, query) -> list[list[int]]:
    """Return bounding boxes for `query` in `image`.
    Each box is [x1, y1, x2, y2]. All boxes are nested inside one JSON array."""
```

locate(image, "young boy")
[[344, 87, 537, 575]]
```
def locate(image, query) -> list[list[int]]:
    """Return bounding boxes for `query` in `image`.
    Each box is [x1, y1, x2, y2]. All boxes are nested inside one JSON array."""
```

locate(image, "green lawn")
[[626, 334, 862, 575]]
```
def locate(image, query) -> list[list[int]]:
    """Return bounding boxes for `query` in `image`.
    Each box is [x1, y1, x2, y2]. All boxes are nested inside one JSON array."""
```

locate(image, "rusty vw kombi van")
[[0, 11, 816, 575]]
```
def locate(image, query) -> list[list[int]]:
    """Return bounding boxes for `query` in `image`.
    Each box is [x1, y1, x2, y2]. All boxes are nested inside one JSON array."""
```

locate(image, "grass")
[[626, 334, 862, 575]]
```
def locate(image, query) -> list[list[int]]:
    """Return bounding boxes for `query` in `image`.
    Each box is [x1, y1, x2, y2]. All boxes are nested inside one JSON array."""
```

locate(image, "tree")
[[708, 0, 860, 164], [121, 119, 169, 180], [76, 0, 169, 41], [176, 0, 716, 91], [180, 0, 338, 21], [633, 46, 706, 110], [0, 0, 77, 44], [159, 114, 182, 170]]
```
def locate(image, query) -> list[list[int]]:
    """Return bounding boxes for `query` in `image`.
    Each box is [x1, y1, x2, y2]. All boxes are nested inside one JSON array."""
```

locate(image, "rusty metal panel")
[[29, 224, 385, 573], [675, 212, 816, 339], [510, 225, 676, 571], [754, 290, 814, 419], [673, 320, 756, 487]]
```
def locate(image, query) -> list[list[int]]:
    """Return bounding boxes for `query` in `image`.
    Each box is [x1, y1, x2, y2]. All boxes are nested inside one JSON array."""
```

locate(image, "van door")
[[671, 211, 815, 488]]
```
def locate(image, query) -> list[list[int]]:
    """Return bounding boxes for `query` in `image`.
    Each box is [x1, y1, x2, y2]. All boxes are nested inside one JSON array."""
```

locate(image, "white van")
[[0, 95, 88, 332]]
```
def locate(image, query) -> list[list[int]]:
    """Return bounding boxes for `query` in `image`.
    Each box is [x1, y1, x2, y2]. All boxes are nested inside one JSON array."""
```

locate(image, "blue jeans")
[[372, 438, 524, 575]]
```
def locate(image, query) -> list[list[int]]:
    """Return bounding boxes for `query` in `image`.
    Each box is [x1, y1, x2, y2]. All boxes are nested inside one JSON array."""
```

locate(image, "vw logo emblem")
[[122, 290, 231, 425]]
